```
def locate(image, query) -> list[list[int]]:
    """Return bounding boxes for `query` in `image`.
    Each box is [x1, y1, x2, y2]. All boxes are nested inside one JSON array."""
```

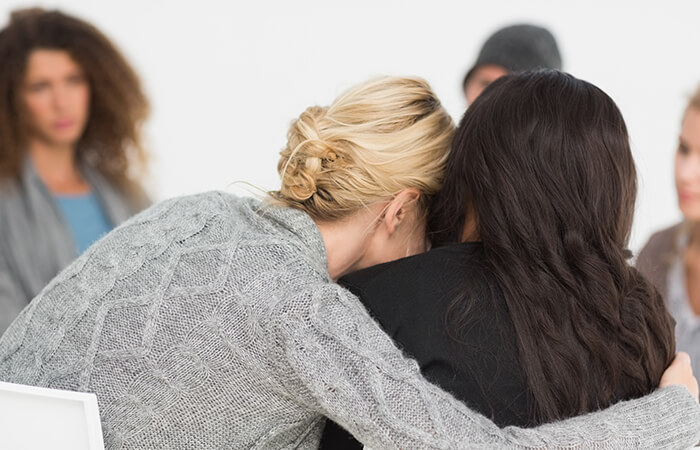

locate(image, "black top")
[[320, 242, 535, 449]]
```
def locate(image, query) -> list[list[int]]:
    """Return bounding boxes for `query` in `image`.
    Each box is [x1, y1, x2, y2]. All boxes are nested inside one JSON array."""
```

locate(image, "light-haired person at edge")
[[462, 23, 562, 105], [639, 84, 700, 379], [0, 8, 150, 333], [321, 69, 693, 449], [0, 76, 698, 449]]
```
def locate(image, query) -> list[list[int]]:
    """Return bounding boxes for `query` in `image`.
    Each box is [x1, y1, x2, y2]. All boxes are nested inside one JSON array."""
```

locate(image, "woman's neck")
[[315, 217, 372, 281], [314, 203, 388, 281], [28, 140, 90, 195]]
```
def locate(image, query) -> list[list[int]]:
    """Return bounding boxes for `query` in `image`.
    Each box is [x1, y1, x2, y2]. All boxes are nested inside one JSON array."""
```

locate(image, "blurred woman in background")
[[0, 8, 150, 333], [638, 84, 700, 377]]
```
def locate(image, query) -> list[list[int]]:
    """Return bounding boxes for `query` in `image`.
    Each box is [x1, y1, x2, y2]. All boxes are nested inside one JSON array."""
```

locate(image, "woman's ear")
[[382, 188, 420, 235]]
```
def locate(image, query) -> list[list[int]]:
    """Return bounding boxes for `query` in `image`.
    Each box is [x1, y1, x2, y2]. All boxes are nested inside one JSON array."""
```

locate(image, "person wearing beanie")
[[462, 23, 562, 104]]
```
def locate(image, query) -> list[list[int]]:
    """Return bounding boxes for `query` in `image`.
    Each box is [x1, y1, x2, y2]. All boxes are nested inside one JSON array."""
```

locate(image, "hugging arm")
[[270, 285, 700, 449]]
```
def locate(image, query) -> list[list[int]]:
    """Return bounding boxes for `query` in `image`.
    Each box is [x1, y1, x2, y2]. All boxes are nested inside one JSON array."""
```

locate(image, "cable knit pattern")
[[0, 191, 699, 449]]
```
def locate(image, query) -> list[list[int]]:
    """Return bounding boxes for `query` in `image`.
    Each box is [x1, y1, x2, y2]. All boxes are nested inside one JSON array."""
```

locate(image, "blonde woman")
[[639, 84, 700, 377], [0, 77, 698, 449]]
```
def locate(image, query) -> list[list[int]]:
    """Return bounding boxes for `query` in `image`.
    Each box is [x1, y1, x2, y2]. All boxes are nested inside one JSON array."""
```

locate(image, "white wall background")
[[2, 0, 699, 253]]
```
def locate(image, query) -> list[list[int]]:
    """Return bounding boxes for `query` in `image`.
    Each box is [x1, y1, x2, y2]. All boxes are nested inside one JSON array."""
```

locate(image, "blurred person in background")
[[638, 84, 700, 377], [462, 23, 562, 105], [0, 8, 150, 333]]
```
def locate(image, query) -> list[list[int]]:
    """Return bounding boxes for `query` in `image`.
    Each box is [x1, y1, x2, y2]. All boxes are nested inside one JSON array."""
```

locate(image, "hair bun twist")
[[270, 76, 453, 221], [278, 105, 339, 201]]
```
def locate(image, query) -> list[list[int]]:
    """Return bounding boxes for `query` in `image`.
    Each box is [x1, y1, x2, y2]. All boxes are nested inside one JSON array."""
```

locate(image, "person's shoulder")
[[76, 191, 240, 259], [402, 241, 486, 279], [428, 241, 484, 262], [340, 242, 484, 297], [339, 249, 429, 289], [638, 222, 682, 262], [346, 241, 482, 276], [646, 222, 682, 244], [174, 190, 244, 208], [135, 191, 252, 223], [0, 174, 22, 198], [0, 176, 24, 233], [636, 222, 683, 290]]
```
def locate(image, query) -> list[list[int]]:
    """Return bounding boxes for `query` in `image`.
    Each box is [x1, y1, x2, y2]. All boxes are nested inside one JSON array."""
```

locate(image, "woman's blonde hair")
[[270, 76, 454, 221]]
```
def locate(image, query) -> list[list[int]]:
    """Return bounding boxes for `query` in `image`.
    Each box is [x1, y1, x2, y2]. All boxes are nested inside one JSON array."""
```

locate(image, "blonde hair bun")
[[278, 106, 339, 202], [273, 76, 454, 221]]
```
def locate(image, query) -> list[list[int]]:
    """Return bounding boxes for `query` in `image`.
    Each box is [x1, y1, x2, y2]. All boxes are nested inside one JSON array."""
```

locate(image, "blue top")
[[54, 191, 113, 254]]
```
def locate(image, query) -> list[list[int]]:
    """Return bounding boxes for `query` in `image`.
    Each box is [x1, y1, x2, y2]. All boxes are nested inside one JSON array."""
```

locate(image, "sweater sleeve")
[[268, 283, 700, 449]]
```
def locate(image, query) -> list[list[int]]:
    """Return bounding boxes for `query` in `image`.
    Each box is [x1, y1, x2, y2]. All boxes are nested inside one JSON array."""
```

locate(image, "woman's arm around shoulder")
[[267, 283, 700, 449]]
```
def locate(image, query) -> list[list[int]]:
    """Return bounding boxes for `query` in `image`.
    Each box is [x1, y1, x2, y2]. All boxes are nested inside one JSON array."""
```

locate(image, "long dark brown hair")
[[0, 8, 148, 202], [429, 70, 675, 423]]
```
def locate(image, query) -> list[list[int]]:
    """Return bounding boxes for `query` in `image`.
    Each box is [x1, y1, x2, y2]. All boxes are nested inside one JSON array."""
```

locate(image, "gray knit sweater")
[[0, 192, 698, 449]]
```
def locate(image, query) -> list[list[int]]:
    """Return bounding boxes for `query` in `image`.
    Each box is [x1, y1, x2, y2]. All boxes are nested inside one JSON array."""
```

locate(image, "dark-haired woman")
[[321, 69, 678, 448], [0, 8, 150, 332]]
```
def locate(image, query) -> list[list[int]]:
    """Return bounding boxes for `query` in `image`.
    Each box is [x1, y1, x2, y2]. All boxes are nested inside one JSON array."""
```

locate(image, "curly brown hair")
[[0, 8, 149, 201]]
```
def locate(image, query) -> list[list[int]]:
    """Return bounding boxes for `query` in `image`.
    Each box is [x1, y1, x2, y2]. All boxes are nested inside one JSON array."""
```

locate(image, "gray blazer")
[[636, 223, 682, 298], [0, 160, 145, 333]]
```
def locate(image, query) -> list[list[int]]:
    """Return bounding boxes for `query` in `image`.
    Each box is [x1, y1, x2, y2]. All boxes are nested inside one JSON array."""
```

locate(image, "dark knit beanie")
[[462, 24, 562, 89]]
